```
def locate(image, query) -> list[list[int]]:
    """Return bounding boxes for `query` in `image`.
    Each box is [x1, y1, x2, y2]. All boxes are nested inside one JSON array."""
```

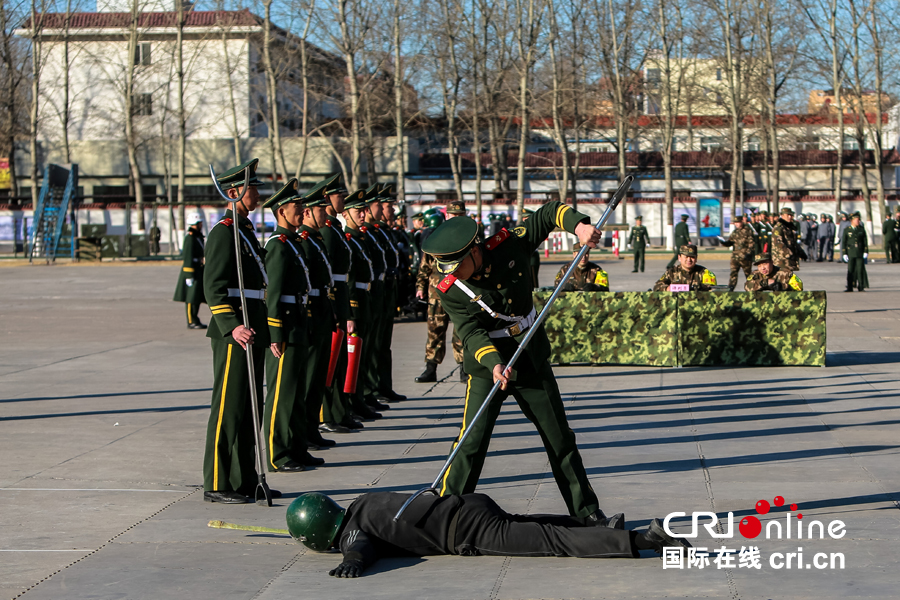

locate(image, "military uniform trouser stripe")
[[186, 302, 200, 325], [439, 360, 599, 518], [441, 374, 473, 495], [204, 339, 264, 494], [264, 342, 307, 471]]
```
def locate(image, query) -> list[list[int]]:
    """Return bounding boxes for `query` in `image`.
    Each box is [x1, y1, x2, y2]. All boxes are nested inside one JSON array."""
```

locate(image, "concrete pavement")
[[1, 255, 899, 599]]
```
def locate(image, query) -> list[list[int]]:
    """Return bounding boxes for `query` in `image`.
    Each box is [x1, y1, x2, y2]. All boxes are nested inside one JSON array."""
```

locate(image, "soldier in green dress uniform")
[[173, 212, 207, 328], [202, 158, 280, 504], [882, 212, 897, 263], [841, 211, 869, 292], [627, 215, 648, 273], [666, 214, 691, 268], [260, 179, 323, 472], [421, 202, 622, 526]]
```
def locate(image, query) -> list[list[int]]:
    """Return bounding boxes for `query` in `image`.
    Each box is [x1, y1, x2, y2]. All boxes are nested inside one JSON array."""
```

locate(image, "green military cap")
[[217, 158, 262, 189], [261, 178, 300, 213], [447, 200, 466, 215], [323, 173, 347, 195], [759, 210, 769, 216], [781, 207, 794, 215], [850, 211, 861, 219], [360, 184, 381, 204], [821, 213, 828, 218], [634, 215, 642, 221], [680, 214, 689, 220], [343, 188, 368, 210], [679, 243, 698, 258], [572, 241, 589, 251], [753, 252, 773, 265], [377, 183, 396, 203], [422, 216, 480, 274], [412, 211, 425, 219]]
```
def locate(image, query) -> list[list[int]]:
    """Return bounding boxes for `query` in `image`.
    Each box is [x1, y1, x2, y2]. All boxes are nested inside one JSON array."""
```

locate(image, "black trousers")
[[453, 494, 635, 558]]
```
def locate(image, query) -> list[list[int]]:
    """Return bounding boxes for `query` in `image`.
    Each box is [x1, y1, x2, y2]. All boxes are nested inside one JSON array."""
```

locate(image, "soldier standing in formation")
[[173, 213, 207, 329], [771, 207, 804, 270], [415, 201, 466, 383], [202, 158, 280, 504], [882, 211, 898, 263], [836, 212, 851, 259], [744, 253, 803, 292], [666, 214, 691, 268], [653, 244, 718, 291], [893, 210, 900, 263], [805, 213, 818, 260], [816, 213, 834, 261], [841, 211, 869, 292], [720, 214, 754, 291], [260, 179, 321, 473], [627, 215, 648, 273], [753, 210, 773, 253], [421, 202, 622, 526], [553, 242, 609, 291]]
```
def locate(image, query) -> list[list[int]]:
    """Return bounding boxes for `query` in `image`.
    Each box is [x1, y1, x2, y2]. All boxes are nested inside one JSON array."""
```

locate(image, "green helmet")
[[425, 212, 445, 229], [285, 492, 345, 552]]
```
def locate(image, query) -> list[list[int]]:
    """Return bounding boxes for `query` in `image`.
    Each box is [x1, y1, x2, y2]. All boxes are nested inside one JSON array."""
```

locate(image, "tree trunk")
[[262, 0, 287, 186], [62, 0, 71, 163], [392, 0, 405, 203], [124, 0, 144, 230], [176, 1, 186, 231], [338, 0, 362, 189], [29, 0, 41, 209]]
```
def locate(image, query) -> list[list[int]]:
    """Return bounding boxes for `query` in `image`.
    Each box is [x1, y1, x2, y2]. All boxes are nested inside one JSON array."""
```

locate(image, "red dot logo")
[[774, 496, 785, 507], [755, 500, 770, 515], [790, 503, 798, 511], [797, 513, 803, 519], [739, 516, 762, 538]]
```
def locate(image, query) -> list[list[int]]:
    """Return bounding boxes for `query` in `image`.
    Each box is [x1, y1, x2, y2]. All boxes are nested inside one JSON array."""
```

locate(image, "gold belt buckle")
[[508, 323, 521, 336]]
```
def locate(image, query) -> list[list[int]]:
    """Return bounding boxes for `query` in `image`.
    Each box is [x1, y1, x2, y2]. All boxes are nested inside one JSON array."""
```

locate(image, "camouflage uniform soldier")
[[744, 253, 803, 292], [627, 216, 648, 272], [666, 214, 691, 268], [771, 207, 804, 271], [415, 200, 467, 383], [652, 244, 717, 291], [553, 242, 609, 291], [720, 215, 754, 291]]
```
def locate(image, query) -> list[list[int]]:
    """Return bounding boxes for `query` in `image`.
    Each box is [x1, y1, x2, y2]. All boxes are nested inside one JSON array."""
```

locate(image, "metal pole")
[[394, 175, 634, 521], [209, 164, 272, 507]]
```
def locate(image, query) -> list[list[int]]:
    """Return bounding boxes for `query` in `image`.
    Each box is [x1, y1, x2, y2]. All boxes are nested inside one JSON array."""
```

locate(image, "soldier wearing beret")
[[260, 179, 322, 472], [202, 158, 280, 504], [744, 253, 803, 292], [173, 212, 207, 329], [772, 207, 805, 270], [421, 202, 622, 527], [627, 215, 648, 272], [666, 214, 692, 268], [719, 214, 754, 291], [841, 211, 869, 292], [553, 242, 609, 291], [653, 244, 718, 291]]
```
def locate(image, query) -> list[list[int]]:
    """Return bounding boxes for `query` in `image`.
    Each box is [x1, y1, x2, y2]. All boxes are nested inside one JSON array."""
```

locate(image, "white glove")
[[843, 255, 849, 262], [627, 244, 632, 249], [717, 235, 726, 242], [185, 279, 194, 287], [863, 253, 868, 259]]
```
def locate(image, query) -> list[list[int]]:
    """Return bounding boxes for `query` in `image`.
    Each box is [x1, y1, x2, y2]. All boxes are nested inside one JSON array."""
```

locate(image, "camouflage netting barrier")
[[533, 290, 826, 367]]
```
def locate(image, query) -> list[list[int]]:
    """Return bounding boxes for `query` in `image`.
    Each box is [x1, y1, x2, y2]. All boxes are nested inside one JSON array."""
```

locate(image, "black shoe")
[[365, 395, 390, 411], [187, 322, 207, 329], [204, 490, 250, 504], [320, 422, 352, 434], [845, 288, 853, 292], [415, 362, 438, 383], [379, 390, 407, 402], [644, 518, 692, 554], [275, 460, 306, 473], [355, 405, 383, 420], [631, 270, 638, 273], [341, 418, 364, 430], [582, 509, 625, 530], [298, 452, 325, 467], [308, 433, 336, 448]]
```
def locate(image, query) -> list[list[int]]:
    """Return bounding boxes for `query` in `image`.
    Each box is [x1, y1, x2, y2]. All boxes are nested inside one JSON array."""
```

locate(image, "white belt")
[[378, 273, 385, 281], [333, 274, 347, 282], [279, 294, 308, 305], [308, 289, 321, 297], [355, 282, 371, 290], [488, 308, 537, 339], [227, 288, 265, 300]]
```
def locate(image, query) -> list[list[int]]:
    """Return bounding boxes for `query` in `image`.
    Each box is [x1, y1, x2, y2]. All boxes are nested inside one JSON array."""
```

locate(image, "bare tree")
[[28, 0, 47, 207], [512, 0, 545, 214], [863, 0, 888, 224], [0, 0, 29, 198], [431, 0, 465, 200]]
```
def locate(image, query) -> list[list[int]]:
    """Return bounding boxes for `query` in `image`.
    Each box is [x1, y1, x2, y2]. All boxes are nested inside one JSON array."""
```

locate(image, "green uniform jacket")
[[437, 201, 589, 379], [882, 218, 897, 242], [173, 229, 205, 304], [628, 225, 649, 248], [360, 224, 387, 279], [841, 225, 868, 258], [320, 217, 352, 323], [204, 211, 269, 346], [674, 221, 691, 247], [373, 221, 401, 274], [345, 226, 375, 322], [297, 225, 336, 332], [263, 226, 311, 344]]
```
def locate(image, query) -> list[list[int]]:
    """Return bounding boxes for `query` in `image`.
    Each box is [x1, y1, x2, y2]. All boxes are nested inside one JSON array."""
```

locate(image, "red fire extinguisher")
[[325, 328, 345, 387], [344, 333, 363, 394]]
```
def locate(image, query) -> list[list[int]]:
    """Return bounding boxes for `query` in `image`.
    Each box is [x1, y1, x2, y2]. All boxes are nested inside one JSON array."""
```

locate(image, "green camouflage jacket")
[[416, 253, 442, 304], [553, 261, 609, 291], [652, 264, 717, 291], [722, 225, 755, 259], [744, 268, 803, 292], [772, 218, 801, 269], [437, 201, 589, 379]]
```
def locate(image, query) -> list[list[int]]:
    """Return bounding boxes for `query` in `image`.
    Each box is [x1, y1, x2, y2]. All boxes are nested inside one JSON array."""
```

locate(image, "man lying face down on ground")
[[287, 491, 692, 578]]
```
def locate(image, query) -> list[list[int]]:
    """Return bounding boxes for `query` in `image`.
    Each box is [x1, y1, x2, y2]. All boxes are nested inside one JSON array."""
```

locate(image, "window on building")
[[700, 136, 725, 152], [537, 147, 554, 153], [716, 68, 722, 81], [132, 93, 152, 116], [435, 190, 457, 201], [646, 68, 661, 84], [842, 135, 862, 150], [93, 185, 129, 197], [747, 136, 761, 152], [134, 42, 151, 66], [796, 136, 820, 151]]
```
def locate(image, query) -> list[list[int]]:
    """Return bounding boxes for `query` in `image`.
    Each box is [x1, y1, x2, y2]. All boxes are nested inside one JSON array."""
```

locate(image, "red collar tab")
[[325, 219, 333, 228], [300, 230, 309, 240], [437, 274, 457, 293], [485, 228, 510, 250], [278, 234, 287, 242], [372, 223, 381, 229], [360, 226, 368, 233], [345, 232, 353, 240], [219, 218, 233, 227]]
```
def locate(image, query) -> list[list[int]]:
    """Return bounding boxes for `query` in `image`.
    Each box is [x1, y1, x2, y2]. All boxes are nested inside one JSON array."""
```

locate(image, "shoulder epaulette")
[[299, 230, 309, 240], [279, 234, 287, 243], [437, 274, 457, 293], [486, 229, 510, 250], [218, 217, 234, 227]]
